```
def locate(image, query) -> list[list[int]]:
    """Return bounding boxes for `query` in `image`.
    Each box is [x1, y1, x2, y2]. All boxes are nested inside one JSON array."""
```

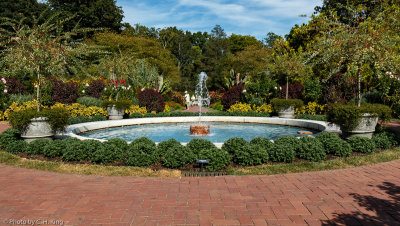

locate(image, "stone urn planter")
[[107, 106, 125, 120], [342, 113, 379, 139], [278, 106, 295, 119], [21, 117, 53, 143]]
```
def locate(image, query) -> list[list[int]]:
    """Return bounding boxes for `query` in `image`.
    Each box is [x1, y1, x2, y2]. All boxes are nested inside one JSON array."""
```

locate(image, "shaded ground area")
[[182, 105, 209, 113]]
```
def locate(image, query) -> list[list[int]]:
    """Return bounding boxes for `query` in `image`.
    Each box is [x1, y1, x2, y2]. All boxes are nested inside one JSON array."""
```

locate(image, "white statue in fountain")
[[190, 72, 211, 135]]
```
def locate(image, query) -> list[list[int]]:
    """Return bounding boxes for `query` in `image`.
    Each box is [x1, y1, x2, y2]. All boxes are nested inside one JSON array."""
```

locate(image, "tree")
[[228, 34, 262, 54], [0, 13, 95, 111], [231, 45, 271, 80], [306, 6, 400, 106], [200, 25, 232, 89], [268, 38, 311, 99], [0, 0, 49, 28], [92, 32, 181, 85], [47, 0, 124, 32], [263, 32, 281, 48]]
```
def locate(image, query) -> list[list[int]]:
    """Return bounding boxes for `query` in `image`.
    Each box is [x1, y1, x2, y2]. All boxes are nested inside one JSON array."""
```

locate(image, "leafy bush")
[[102, 99, 131, 111], [0, 128, 20, 148], [270, 98, 304, 112], [326, 103, 392, 131], [7, 94, 32, 106], [157, 139, 181, 157], [138, 89, 165, 113], [250, 137, 274, 149], [303, 79, 322, 103], [221, 84, 243, 110], [197, 148, 231, 171], [315, 132, 352, 157], [296, 102, 326, 115], [76, 96, 102, 107], [170, 91, 186, 105], [87, 79, 106, 98], [222, 138, 248, 155], [278, 82, 304, 99], [49, 77, 79, 104], [298, 137, 326, 162], [62, 139, 99, 161], [43, 140, 66, 158], [187, 139, 217, 155], [159, 141, 195, 168], [269, 143, 296, 163], [131, 137, 156, 147], [4, 77, 26, 95], [274, 136, 301, 156], [5, 140, 28, 154], [347, 137, 376, 153], [68, 114, 107, 125], [295, 114, 327, 121], [26, 138, 51, 155], [233, 144, 268, 166], [91, 138, 127, 164], [372, 133, 392, 149], [211, 102, 224, 111], [8, 107, 69, 133], [227, 102, 252, 112], [125, 142, 159, 167], [248, 97, 264, 107]]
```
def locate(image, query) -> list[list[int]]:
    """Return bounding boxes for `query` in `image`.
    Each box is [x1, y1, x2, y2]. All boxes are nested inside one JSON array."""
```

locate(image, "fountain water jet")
[[190, 72, 210, 136]]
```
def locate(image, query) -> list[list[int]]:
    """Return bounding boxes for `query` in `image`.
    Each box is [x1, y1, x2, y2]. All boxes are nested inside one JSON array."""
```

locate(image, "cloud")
[[117, 0, 322, 39]]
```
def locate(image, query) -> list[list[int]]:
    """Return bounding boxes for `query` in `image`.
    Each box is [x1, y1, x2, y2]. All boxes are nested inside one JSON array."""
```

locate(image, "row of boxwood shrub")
[[129, 111, 270, 118], [68, 114, 107, 125], [0, 128, 398, 171]]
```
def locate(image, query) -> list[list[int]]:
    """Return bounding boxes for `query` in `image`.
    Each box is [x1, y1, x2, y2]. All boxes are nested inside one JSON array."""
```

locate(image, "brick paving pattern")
[[0, 160, 399, 225]]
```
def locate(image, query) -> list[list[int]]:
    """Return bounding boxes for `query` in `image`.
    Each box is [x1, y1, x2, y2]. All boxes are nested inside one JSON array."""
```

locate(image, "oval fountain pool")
[[65, 116, 341, 147], [79, 122, 319, 143]]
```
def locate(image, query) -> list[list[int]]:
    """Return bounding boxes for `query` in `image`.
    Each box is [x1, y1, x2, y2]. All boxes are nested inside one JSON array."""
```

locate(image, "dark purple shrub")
[[321, 73, 357, 104], [278, 82, 304, 99], [50, 77, 79, 104], [88, 79, 106, 98], [221, 84, 243, 110], [138, 89, 165, 113], [4, 77, 25, 94]]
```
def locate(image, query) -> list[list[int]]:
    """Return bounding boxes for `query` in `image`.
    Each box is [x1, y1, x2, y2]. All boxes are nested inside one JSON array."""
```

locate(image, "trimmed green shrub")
[[92, 138, 127, 164], [197, 147, 231, 171], [233, 144, 268, 166], [295, 114, 327, 121], [76, 96, 102, 107], [315, 132, 352, 157], [222, 138, 248, 155], [68, 115, 107, 125], [187, 139, 217, 155], [157, 139, 181, 157], [372, 133, 393, 149], [102, 99, 131, 111], [131, 137, 156, 147], [347, 137, 376, 153], [159, 142, 195, 168], [270, 98, 303, 112], [269, 143, 296, 163], [0, 128, 20, 148], [5, 140, 28, 154], [62, 139, 97, 162], [43, 140, 66, 158], [26, 138, 51, 155], [315, 132, 341, 154], [274, 136, 301, 156], [125, 142, 159, 167], [250, 137, 274, 154], [298, 137, 326, 162]]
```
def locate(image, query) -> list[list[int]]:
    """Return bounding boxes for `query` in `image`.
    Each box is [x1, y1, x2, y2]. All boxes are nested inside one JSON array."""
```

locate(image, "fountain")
[[190, 72, 210, 136]]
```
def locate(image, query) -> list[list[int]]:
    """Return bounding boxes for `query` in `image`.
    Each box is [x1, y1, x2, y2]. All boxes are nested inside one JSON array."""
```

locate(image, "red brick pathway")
[[182, 105, 209, 113], [0, 160, 399, 225]]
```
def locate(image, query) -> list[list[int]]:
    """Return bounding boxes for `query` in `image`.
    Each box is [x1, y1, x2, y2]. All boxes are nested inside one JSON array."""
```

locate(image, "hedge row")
[[0, 128, 398, 171]]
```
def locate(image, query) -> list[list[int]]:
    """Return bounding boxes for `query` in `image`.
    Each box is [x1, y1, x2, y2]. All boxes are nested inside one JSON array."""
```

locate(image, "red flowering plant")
[[101, 77, 132, 111]]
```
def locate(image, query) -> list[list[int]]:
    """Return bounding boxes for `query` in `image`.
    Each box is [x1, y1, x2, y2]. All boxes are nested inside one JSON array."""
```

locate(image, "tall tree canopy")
[[0, 0, 49, 28], [47, 0, 124, 32]]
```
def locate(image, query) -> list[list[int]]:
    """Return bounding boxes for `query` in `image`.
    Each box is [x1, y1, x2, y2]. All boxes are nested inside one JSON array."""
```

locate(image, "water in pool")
[[80, 122, 317, 143]]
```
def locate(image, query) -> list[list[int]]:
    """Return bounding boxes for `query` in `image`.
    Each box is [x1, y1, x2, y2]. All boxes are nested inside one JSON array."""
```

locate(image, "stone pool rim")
[[64, 116, 340, 148]]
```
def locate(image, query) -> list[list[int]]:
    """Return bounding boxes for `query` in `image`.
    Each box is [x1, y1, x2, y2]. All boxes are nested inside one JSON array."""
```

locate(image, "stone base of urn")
[[190, 125, 210, 136]]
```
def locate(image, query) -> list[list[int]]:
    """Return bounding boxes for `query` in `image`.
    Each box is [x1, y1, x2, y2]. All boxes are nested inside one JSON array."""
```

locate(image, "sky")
[[117, 0, 323, 40]]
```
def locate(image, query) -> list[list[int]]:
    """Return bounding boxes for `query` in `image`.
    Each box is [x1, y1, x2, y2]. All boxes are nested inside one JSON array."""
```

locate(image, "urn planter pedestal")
[[342, 114, 379, 139], [21, 117, 53, 143], [107, 106, 125, 120]]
